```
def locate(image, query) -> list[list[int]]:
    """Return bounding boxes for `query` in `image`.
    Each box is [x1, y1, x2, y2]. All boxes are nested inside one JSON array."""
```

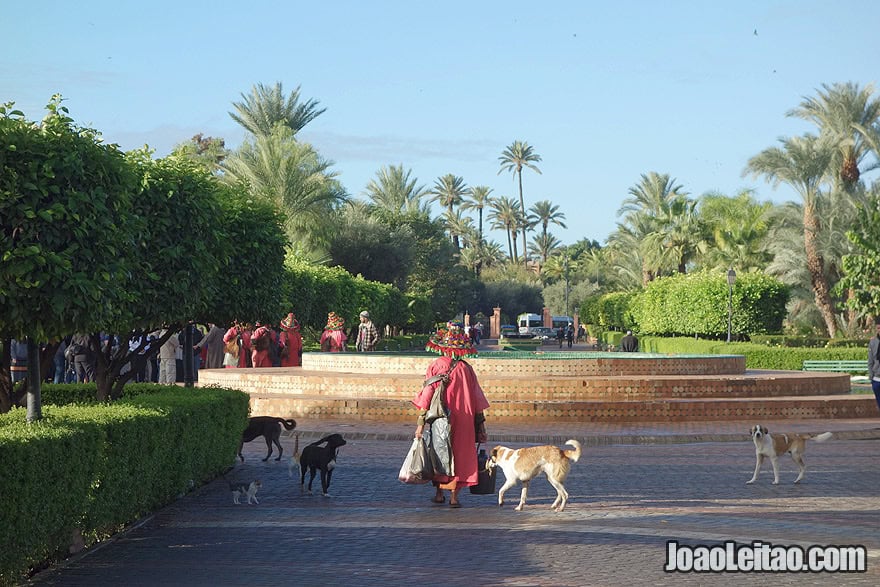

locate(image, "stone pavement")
[[27, 418, 880, 587]]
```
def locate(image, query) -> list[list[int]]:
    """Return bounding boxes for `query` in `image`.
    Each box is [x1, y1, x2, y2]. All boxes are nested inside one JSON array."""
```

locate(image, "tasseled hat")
[[280, 312, 299, 331], [426, 320, 477, 358], [325, 312, 345, 331]]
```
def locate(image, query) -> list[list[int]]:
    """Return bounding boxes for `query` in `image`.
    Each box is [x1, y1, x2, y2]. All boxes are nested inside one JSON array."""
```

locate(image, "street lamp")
[[726, 269, 737, 343]]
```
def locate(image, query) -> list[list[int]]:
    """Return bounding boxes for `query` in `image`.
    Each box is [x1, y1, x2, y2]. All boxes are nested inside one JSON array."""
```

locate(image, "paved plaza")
[[27, 418, 880, 586]]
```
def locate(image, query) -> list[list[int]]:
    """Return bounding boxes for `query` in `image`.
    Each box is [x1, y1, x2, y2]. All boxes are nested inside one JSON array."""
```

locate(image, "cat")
[[230, 480, 261, 504]]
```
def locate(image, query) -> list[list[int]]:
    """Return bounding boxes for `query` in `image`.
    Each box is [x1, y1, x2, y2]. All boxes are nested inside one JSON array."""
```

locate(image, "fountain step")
[[197, 368, 850, 402], [241, 392, 878, 423]]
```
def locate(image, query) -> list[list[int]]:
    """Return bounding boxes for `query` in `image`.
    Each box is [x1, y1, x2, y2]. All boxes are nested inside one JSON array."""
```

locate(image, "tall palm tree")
[[745, 134, 837, 336], [528, 200, 567, 239], [364, 164, 429, 215], [487, 196, 522, 262], [498, 141, 542, 264], [229, 82, 326, 138], [222, 126, 347, 252], [429, 174, 468, 249], [443, 209, 474, 252], [461, 185, 493, 242], [788, 82, 880, 189]]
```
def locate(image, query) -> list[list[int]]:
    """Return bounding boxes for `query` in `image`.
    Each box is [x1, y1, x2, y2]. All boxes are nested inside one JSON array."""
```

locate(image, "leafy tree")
[[170, 133, 228, 174], [0, 97, 140, 415], [837, 189, 880, 320], [498, 140, 542, 264], [229, 82, 325, 138], [697, 190, 774, 272]]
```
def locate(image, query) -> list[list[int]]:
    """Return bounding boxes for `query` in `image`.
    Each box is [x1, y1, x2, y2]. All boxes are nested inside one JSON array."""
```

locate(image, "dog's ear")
[[760, 426, 768, 435]]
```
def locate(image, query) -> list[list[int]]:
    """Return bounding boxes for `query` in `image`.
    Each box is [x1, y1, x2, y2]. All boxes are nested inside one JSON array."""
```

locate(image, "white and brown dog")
[[746, 424, 832, 485], [488, 439, 582, 512]]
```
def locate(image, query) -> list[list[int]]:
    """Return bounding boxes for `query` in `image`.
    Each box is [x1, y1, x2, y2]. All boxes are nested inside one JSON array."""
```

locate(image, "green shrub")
[[0, 386, 248, 585]]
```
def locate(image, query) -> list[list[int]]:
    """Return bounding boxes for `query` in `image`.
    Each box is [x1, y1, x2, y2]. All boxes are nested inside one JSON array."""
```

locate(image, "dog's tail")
[[563, 439, 582, 463], [288, 433, 301, 479], [810, 432, 833, 443], [279, 418, 297, 431]]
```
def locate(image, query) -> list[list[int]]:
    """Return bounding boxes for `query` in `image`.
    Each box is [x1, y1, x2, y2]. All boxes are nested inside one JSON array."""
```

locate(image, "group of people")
[[221, 312, 304, 370], [318, 310, 379, 353]]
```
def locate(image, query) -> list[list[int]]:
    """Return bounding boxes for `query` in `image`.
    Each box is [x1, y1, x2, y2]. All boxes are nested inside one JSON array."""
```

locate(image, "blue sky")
[[3, 0, 879, 247]]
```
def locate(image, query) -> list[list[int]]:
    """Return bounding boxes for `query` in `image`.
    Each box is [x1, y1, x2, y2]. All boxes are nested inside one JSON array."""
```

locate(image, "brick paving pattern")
[[28, 419, 880, 586]]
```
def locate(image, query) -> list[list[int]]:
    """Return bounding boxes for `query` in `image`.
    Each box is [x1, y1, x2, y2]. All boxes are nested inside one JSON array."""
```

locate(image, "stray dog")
[[239, 416, 297, 462], [488, 439, 582, 512], [298, 433, 347, 497], [746, 424, 832, 484]]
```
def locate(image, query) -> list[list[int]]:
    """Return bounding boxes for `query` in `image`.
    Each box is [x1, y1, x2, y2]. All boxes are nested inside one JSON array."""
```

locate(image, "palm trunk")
[[518, 170, 528, 263], [803, 205, 838, 338], [506, 228, 513, 261], [511, 231, 519, 263]]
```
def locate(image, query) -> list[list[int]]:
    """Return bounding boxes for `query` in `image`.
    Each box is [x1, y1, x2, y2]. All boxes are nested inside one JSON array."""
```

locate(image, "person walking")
[[556, 326, 565, 349], [196, 323, 225, 370], [356, 310, 379, 352], [279, 312, 303, 367], [412, 321, 489, 508], [565, 324, 574, 348], [250, 322, 274, 368], [868, 319, 880, 412]]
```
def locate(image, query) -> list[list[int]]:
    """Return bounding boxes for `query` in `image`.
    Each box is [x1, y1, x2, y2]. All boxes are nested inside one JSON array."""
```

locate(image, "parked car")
[[530, 326, 556, 341], [500, 324, 518, 338]]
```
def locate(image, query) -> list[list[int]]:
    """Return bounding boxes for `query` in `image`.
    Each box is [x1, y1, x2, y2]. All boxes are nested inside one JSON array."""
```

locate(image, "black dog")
[[239, 416, 297, 462], [299, 433, 347, 496]]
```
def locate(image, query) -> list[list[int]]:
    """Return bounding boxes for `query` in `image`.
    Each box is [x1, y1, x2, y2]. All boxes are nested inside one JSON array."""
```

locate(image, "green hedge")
[[0, 386, 249, 585], [639, 336, 867, 370]]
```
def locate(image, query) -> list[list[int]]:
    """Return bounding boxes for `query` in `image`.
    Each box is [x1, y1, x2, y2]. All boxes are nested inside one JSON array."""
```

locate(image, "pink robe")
[[250, 327, 273, 368], [320, 329, 347, 352], [223, 327, 252, 368], [412, 356, 490, 486]]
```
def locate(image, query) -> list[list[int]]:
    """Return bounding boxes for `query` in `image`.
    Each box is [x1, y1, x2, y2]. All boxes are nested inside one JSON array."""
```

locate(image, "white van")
[[517, 313, 543, 336]]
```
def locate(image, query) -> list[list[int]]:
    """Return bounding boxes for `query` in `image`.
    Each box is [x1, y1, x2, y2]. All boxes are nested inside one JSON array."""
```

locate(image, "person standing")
[[196, 323, 226, 370], [868, 319, 880, 412], [320, 312, 347, 352], [223, 323, 252, 368], [565, 324, 574, 348], [250, 322, 273, 368], [279, 312, 303, 367], [412, 321, 489, 508], [620, 330, 639, 352], [158, 329, 180, 384], [70, 332, 94, 383], [356, 310, 379, 352]]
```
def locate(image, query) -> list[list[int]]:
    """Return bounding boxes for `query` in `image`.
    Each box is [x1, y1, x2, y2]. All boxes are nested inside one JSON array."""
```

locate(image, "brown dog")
[[746, 424, 832, 484], [239, 416, 297, 462], [488, 439, 582, 512]]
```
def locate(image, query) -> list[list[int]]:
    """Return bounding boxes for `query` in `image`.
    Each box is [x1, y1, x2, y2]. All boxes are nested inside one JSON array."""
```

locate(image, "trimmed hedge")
[[639, 336, 867, 370], [0, 386, 249, 585]]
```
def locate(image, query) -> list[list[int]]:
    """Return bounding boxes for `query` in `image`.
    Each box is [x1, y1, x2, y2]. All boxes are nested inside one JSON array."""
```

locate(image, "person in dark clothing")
[[620, 330, 639, 352], [556, 327, 565, 349], [565, 324, 574, 348]]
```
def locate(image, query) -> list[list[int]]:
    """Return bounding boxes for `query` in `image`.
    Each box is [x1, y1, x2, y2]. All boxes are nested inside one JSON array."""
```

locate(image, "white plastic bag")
[[398, 437, 433, 484]]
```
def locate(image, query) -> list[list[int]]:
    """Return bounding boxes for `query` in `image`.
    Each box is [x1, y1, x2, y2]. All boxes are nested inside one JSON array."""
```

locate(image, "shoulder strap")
[[422, 357, 461, 386]]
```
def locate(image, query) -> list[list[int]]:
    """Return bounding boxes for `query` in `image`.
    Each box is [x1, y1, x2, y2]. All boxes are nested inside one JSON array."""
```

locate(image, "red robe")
[[279, 328, 303, 367], [320, 329, 347, 352], [412, 356, 490, 487], [250, 326, 273, 368]]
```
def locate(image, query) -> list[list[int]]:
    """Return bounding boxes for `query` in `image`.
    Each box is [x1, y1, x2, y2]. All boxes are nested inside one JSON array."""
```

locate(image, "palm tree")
[[528, 200, 567, 239], [745, 134, 837, 337], [364, 164, 429, 215], [788, 82, 880, 189], [498, 141, 542, 264], [617, 172, 690, 281], [443, 209, 474, 252], [528, 232, 562, 267], [698, 190, 774, 272], [229, 82, 326, 138], [461, 185, 493, 243], [487, 196, 522, 262], [222, 126, 347, 252], [429, 174, 468, 249]]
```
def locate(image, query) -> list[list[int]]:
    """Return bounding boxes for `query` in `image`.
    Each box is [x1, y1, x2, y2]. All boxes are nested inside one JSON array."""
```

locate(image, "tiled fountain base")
[[197, 352, 877, 423]]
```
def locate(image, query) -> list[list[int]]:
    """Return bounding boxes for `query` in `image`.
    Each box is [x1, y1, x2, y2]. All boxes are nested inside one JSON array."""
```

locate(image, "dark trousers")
[[872, 379, 880, 412]]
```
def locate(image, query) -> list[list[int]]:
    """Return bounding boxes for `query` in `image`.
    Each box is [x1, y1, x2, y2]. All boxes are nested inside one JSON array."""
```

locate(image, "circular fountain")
[[197, 349, 873, 423]]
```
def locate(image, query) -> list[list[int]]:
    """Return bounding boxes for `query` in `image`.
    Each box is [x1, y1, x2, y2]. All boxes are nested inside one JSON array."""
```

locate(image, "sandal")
[[449, 502, 462, 508], [431, 495, 446, 504]]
